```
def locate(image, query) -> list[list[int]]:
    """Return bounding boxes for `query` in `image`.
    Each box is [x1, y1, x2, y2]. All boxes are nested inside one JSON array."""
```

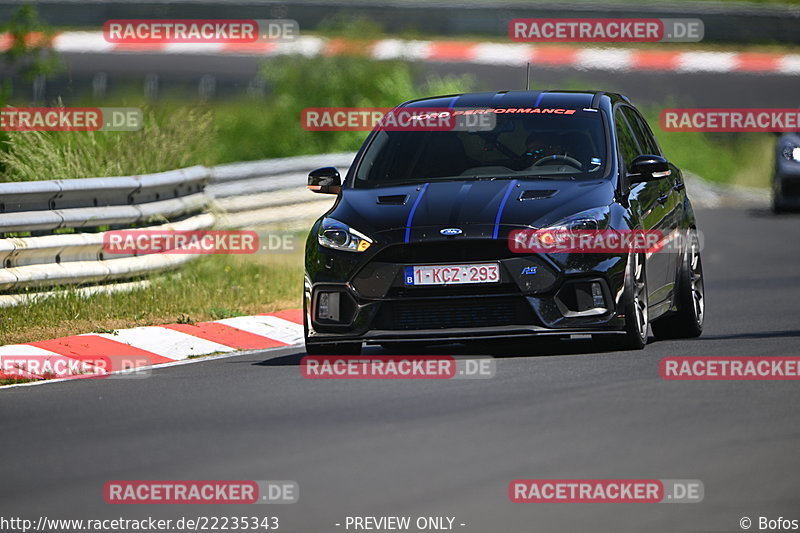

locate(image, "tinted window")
[[621, 107, 661, 156], [614, 109, 639, 169], [355, 109, 607, 187]]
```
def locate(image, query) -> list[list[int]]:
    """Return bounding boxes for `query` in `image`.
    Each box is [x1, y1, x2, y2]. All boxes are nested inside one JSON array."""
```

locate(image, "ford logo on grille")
[[440, 228, 463, 236]]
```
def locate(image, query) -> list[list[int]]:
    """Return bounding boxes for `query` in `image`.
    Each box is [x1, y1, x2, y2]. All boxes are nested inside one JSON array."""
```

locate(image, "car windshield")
[[354, 108, 608, 187]]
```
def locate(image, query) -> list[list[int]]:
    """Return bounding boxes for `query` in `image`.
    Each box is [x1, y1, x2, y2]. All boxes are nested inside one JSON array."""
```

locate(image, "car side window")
[[614, 109, 639, 170], [622, 107, 661, 156]]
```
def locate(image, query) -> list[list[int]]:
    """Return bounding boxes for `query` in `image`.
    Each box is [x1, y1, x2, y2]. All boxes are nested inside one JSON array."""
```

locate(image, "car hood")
[[330, 179, 616, 239]]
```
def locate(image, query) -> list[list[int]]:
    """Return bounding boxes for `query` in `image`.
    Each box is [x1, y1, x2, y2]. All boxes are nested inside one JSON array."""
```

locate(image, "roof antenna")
[[526, 62, 531, 90]]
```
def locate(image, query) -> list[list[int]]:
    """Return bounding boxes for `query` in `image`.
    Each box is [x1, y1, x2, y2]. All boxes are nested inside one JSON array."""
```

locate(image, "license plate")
[[404, 263, 500, 286]]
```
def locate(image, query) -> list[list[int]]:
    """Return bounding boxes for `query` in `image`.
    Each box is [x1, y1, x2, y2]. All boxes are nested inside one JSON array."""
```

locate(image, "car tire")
[[773, 179, 787, 213], [651, 231, 704, 340], [304, 342, 362, 355], [605, 252, 649, 351]]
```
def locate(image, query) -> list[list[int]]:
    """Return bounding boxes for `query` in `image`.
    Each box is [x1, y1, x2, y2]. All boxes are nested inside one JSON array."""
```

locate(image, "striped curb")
[[0, 308, 304, 383], [2, 32, 799, 75]]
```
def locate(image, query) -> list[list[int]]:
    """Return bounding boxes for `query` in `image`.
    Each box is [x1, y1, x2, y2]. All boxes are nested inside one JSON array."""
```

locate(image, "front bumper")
[[305, 238, 628, 344]]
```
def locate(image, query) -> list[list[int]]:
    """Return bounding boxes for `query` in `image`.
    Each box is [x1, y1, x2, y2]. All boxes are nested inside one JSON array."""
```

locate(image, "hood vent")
[[376, 194, 408, 205], [519, 189, 557, 200]]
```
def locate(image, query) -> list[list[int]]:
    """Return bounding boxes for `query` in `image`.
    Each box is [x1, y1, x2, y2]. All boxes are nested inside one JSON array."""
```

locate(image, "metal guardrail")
[[0, 153, 355, 306], [209, 153, 352, 229], [0, 166, 209, 232]]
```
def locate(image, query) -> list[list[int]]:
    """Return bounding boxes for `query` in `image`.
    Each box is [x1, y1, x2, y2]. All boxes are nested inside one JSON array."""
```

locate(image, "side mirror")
[[307, 167, 342, 194], [628, 155, 671, 184]]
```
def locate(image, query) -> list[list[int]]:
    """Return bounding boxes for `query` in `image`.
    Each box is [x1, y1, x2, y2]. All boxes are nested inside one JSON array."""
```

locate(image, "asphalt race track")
[[1, 206, 799, 532], [19, 51, 800, 108]]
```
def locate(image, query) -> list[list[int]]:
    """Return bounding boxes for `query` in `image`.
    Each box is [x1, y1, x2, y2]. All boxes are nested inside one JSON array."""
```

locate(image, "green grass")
[[0, 54, 474, 180], [639, 107, 774, 188], [0, 243, 305, 346], [210, 54, 474, 163], [0, 106, 214, 181], [655, 128, 774, 188], [0, 376, 36, 386]]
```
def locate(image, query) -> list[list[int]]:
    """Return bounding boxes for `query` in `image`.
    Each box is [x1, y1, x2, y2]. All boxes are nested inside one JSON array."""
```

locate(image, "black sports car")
[[303, 90, 705, 354]]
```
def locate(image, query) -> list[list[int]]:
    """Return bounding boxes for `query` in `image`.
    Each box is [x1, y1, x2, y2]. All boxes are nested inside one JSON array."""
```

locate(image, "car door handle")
[[657, 193, 670, 204], [672, 182, 685, 191]]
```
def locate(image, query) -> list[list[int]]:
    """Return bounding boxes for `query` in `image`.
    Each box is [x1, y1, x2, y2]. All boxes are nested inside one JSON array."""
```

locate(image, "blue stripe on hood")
[[493, 179, 518, 239], [404, 183, 430, 243]]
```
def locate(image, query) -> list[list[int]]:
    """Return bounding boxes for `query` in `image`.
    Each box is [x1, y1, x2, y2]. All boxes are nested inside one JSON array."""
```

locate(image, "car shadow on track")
[[253, 337, 627, 367], [694, 329, 800, 341], [748, 207, 800, 218]]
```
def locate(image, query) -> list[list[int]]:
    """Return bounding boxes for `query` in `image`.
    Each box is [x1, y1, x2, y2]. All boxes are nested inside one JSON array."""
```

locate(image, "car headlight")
[[318, 217, 373, 252], [782, 145, 800, 163], [541, 206, 610, 231]]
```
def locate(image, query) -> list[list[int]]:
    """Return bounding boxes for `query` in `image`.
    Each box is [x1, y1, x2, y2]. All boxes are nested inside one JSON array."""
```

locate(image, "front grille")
[[374, 240, 517, 263], [372, 296, 534, 330], [387, 283, 519, 298]]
